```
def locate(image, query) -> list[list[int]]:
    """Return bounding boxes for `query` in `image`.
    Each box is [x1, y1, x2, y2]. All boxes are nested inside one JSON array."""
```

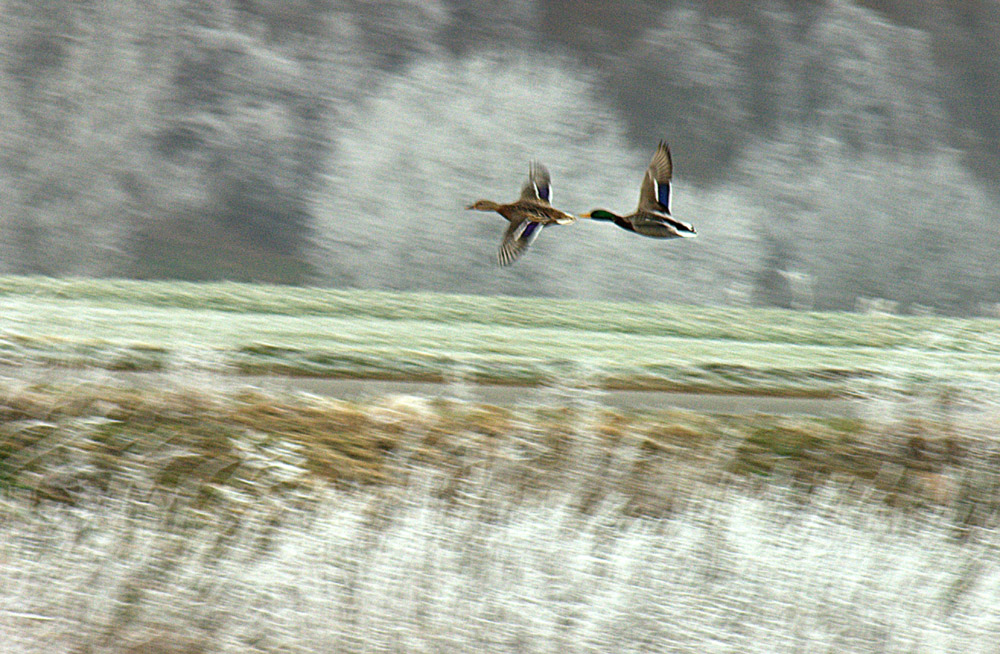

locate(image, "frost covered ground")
[[3, 276, 1000, 395], [4, 453, 999, 653]]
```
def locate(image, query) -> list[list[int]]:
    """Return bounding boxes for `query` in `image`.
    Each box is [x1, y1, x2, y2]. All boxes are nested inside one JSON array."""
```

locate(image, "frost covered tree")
[[724, 0, 992, 312], [0, 0, 371, 281], [785, 0, 946, 153], [603, 5, 753, 180], [0, 2, 170, 275], [736, 133, 1000, 314], [128, 1, 370, 281]]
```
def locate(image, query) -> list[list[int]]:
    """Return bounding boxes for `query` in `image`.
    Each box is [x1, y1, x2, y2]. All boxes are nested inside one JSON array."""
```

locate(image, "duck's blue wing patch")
[[656, 180, 672, 213], [522, 221, 541, 240], [534, 181, 550, 202]]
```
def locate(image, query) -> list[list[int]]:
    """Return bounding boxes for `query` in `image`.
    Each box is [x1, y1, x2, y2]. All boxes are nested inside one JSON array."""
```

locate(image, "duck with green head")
[[582, 141, 696, 239], [466, 161, 576, 266]]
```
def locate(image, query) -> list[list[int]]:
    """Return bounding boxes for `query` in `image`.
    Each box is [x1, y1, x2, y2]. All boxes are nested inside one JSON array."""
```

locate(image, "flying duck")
[[582, 141, 696, 239], [466, 162, 576, 266]]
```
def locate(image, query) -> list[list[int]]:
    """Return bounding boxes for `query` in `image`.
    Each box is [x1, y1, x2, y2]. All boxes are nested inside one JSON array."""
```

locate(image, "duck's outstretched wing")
[[519, 161, 552, 204], [498, 219, 543, 266], [637, 141, 673, 214]]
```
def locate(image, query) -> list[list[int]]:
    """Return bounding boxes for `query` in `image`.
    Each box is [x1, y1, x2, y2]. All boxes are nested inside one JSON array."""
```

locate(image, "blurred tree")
[[0, 1, 170, 276], [2, 0, 1000, 312], [794, 1, 944, 153], [352, 0, 449, 71], [737, 133, 1000, 314], [125, 0, 369, 282], [856, 0, 1000, 184], [536, 0, 659, 62], [601, 5, 752, 181], [0, 0, 372, 283], [439, 0, 535, 55]]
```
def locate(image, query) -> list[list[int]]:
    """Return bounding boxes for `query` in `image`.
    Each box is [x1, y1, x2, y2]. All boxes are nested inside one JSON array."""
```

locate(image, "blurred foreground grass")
[[3, 376, 1000, 652], [0, 377, 990, 516], [3, 276, 1000, 395]]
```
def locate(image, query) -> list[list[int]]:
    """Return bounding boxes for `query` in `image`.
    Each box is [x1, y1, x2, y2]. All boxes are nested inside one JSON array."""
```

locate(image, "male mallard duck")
[[466, 162, 576, 266], [582, 141, 696, 239]]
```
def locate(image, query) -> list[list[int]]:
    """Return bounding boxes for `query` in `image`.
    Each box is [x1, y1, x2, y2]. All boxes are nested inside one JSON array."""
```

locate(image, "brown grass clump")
[[229, 394, 395, 484], [0, 380, 997, 517]]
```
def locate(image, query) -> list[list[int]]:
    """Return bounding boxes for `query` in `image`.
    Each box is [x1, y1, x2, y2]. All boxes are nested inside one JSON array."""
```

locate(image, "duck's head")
[[581, 209, 618, 221], [466, 199, 501, 211]]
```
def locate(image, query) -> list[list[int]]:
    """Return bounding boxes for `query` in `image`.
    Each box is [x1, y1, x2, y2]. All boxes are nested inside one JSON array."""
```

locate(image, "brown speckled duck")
[[466, 162, 576, 266]]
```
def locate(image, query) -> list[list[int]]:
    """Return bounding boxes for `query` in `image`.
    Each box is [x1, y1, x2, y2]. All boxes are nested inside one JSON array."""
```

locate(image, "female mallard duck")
[[466, 162, 576, 266], [582, 141, 696, 239]]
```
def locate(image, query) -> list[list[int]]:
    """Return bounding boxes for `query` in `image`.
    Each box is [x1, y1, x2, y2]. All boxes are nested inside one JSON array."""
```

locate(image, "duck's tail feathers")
[[668, 216, 696, 237]]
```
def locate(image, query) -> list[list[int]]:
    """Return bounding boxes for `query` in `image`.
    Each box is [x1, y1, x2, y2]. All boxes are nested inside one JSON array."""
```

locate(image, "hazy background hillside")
[[2, 0, 999, 314]]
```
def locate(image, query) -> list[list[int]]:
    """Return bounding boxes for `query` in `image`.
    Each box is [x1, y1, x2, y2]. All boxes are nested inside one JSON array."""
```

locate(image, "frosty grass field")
[[2, 276, 1000, 652], [4, 276, 1000, 394]]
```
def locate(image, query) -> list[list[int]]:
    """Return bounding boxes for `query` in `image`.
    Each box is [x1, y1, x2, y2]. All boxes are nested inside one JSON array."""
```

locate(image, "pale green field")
[[2, 275, 999, 395]]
